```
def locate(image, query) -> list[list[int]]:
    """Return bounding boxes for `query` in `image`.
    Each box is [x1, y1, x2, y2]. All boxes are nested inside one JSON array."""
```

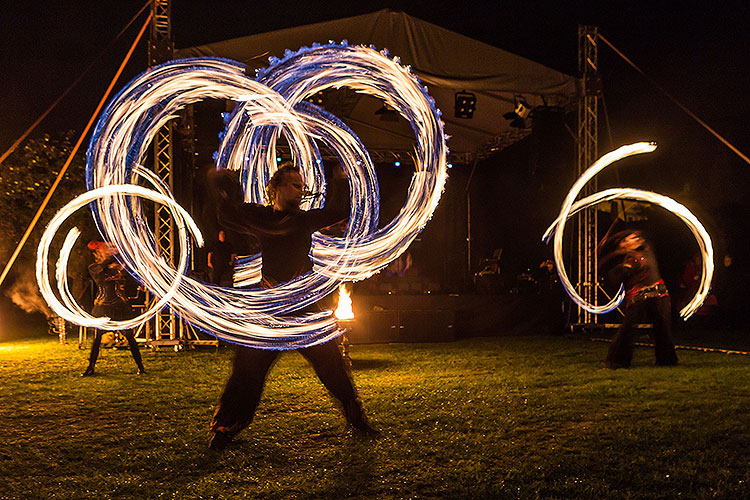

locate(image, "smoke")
[[4, 263, 51, 317]]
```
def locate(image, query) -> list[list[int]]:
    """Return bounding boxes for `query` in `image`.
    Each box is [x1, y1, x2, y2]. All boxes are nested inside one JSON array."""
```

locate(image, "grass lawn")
[[1, 333, 749, 499]]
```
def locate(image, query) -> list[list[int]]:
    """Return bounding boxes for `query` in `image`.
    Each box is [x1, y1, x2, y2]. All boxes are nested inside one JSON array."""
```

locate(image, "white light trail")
[[37, 44, 448, 348], [543, 142, 714, 319], [37, 184, 201, 330], [233, 253, 262, 288]]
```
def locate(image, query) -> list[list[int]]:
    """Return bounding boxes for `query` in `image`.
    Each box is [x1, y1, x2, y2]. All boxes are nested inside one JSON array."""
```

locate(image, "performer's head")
[[206, 167, 243, 204], [617, 230, 645, 252], [267, 162, 304, 212], [87, 241, 113, 263], [600, 229, 647, 256], [218, 230, 226, 242]]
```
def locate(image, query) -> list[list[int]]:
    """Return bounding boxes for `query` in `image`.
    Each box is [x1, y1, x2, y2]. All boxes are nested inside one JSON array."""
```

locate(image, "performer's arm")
[[608, 256, 634, 285], [306, 170, 350, 231], [207, 169, 279, 236], [599, 248, 627, 268]]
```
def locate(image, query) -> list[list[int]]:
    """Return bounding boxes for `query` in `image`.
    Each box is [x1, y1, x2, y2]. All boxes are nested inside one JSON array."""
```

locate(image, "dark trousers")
[[210, 266, 230, 286], [607, 295, 678, 367], [211, 339, 357, 436], [88, 329, 144, 370]]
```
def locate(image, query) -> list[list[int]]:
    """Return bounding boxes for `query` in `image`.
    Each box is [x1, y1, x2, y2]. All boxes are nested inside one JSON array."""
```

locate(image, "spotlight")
[[503, 97, 532, 129], [454, 91, 476, 119], [276, 157, 282, 162], [394, 161, 401, 167], [447, 163, 453, 169], [307, 92, 325, 106]]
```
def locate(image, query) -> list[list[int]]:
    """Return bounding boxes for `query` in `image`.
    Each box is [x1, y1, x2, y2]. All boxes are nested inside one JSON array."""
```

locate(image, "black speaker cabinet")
[[345, 310, 454, 344]]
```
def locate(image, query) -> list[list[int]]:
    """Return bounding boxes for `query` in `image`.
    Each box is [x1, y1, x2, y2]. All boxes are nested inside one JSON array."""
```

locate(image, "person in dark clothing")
[[81, 241, 145, 376], [713, 253, 742, 330], [207, 163, 376, 451], [600, 231, 678, 369], [207, 230, 236, 285], [534, 259, 567, 335]]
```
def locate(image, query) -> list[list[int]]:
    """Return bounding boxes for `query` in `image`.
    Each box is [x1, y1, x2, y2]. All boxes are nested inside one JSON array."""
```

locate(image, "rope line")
[[590, 337, 750, 356], [0, 0, 151, 168], [0, 12, 153, 288], [597, 33, 750, 167]]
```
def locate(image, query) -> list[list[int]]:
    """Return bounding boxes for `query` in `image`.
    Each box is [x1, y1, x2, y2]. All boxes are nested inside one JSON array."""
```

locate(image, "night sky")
[[3, 1, 749, 151], [2, 0, 750, 270]]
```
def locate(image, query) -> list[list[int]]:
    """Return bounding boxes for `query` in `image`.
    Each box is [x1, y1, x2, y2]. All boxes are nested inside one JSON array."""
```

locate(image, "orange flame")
[[334, 284, 354, 320]]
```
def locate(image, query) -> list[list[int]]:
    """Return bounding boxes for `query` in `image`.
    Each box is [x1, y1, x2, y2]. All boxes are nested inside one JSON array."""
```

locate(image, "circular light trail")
[[37, 44, 448, 349], [543, 142, 714, 319]]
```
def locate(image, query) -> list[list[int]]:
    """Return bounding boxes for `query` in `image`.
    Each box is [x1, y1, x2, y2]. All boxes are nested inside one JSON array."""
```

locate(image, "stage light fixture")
[[394, 161, 401, 167], [307, 92, 325, 106], [503, 96, 532, 129], [454, 91, 476, 119], [374, 103, 399, 122]]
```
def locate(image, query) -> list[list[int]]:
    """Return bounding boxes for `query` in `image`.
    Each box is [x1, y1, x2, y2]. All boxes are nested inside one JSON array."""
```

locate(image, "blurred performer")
[[81, 241, 145, 376], [715, 253, 742, 329], [207, 162, 377, 451], [207, 230, 236, 285], [677, 252, 717, 327], [599, 231, 678, 369]]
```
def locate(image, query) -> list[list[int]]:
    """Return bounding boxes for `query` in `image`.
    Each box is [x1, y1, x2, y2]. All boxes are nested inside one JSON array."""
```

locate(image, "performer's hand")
[[207, 168, 244, 205]]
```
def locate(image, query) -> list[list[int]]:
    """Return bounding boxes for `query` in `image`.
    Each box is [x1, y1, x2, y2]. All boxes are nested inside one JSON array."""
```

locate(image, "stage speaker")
[[346, 310, 454, 344], [397, 310, 455, 342], [345, 311, 399, 344]]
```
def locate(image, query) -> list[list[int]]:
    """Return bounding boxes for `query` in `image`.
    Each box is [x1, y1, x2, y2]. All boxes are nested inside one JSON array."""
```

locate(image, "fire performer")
[[81, 241, 145, 376], [206, 230, 236, 286], [207, 162, 377, 451], [599, 230, 679, 369]]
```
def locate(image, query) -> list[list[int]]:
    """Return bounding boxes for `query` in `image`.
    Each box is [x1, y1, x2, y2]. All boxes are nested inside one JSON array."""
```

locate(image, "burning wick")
[[334, 284, 354, 320]]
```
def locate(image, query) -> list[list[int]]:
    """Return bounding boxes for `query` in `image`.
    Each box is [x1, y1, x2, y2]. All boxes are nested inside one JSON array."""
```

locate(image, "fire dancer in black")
[[600, 230, 679, 369], [81, 241, 145, 376], [207, 230, 236, 285], [207, 163, 376, 451]]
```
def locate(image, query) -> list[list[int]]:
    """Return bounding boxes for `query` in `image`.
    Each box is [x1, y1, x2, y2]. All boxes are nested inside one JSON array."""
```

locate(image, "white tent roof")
[[178, 9, 578, 163]]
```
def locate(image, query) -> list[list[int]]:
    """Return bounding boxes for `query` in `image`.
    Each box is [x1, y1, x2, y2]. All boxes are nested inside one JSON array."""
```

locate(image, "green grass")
[[1, 334, 749, 499]]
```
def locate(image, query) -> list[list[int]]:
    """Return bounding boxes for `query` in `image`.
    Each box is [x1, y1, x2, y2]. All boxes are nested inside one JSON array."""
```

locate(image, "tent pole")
[[464, 156, 480, 288], [467, 188, 471, 284]]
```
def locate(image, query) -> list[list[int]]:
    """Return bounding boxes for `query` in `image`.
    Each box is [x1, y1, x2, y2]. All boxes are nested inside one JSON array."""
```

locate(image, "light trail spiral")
[[543, 142, 714, 319], [36, 44, 448, 349]]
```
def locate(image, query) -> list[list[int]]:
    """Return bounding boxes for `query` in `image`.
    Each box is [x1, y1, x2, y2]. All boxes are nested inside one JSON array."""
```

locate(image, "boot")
[[81, 366, 95, 377], [208, 431, 233, 451], [343, 399, 380, 436]]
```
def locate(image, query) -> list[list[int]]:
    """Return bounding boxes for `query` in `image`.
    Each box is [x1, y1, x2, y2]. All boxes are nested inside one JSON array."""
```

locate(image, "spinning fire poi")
[[543, 142, 714, 319], [36, 43, 448, 350], [543, 142, 714, 367]]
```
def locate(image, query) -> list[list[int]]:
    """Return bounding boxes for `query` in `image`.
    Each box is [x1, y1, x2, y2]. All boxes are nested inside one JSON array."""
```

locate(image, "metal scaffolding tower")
[[141, 0, 214, 349], [576, 26, 600, 326], [146, 0, 180, 347]]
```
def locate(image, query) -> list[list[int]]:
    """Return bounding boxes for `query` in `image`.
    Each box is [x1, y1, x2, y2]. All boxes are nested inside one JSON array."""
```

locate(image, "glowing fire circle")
[[543, 142, 714, 320], [36, 44, 448, 349]]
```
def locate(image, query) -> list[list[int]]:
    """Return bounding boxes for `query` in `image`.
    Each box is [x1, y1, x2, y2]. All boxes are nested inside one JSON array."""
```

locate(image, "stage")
[[345, 293, 554, 343]]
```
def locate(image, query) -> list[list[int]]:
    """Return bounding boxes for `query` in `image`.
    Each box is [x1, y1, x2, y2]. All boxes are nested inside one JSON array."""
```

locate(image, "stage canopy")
[[178, 9, 578, 164]]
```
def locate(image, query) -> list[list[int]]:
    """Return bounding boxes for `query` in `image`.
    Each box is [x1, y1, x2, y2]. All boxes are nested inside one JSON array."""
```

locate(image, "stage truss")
[[576, 25, 600, 327]]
